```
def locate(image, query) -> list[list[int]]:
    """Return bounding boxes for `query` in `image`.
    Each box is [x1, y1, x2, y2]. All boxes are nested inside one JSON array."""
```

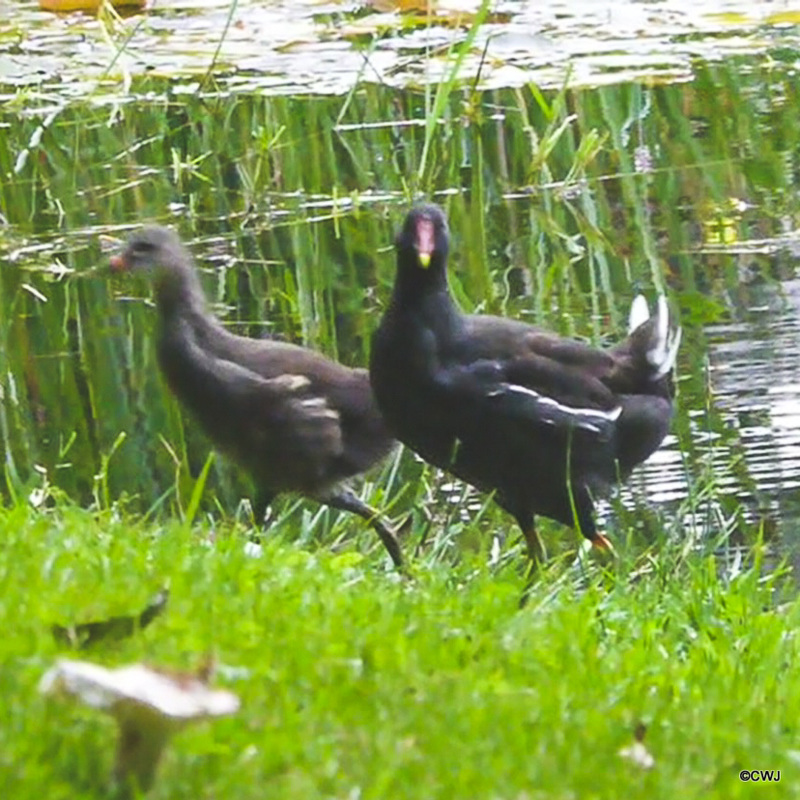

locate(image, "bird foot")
[[591, 533, 616, 555]]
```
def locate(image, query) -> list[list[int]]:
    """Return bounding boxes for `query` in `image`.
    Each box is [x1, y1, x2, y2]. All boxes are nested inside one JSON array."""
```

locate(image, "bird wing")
[[424, 316, 623, 443], [433, 354, 621, 441], [502, 352, 619, 413], [465, 316, 617, 377], [160, 326, 344, 476]]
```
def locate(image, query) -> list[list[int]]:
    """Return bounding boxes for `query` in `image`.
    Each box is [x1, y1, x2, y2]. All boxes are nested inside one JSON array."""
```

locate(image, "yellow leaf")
[[368, 0, 437, 13], [766, 12, 800, 24], [39, 0, 145, 12]]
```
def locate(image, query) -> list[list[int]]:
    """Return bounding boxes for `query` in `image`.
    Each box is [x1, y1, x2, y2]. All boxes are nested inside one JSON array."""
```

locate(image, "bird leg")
[[252, 490, 276, 526], [517, 518, 545, 610], [511, 509, 546, 565], [249, 490, 275, 542], [522, 524, 546, 564], [573, 491, 615, 555], [320, 489, 404, 570]]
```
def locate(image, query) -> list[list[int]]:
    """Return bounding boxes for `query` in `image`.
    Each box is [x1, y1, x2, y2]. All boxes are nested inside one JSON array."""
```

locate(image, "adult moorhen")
[[110, 226, 403, 568], [370, 204, 681, 561]]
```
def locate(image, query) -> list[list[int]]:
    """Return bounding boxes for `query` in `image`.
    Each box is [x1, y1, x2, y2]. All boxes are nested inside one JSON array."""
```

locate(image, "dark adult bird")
[[110, 226, 403, 568], [370, 204, 681, 561]]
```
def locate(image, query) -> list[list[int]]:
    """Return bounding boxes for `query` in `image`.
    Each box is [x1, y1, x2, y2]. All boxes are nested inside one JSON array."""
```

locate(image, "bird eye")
[[132, 241, 156, 256]]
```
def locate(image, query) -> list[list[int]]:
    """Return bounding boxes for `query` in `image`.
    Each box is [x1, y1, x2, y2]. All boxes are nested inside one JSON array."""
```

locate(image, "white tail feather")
[[629, 294, 681, 380], [628, 294, 650, 333], [654, 325, 682, 380], [655, 295, 669, 351]]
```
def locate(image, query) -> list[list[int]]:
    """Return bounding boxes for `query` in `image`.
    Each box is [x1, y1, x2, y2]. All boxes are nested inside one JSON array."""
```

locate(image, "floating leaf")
[[765, 12, 800, 25], [39, 0, 146, 12]]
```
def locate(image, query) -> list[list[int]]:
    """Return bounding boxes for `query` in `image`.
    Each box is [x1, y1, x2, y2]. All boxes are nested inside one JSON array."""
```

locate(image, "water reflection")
[[5, 0, 800, 100], [705, 278, 800, 536]]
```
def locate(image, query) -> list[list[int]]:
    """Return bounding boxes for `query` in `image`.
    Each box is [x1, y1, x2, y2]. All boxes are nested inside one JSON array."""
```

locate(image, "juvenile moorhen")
[[370, 204, 681, 561], [110, 226, 402, 568]]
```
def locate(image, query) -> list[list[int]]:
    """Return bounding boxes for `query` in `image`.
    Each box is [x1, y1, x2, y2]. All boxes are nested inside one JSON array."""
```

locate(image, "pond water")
[[5, 0, 800, 94], [2, 0, 800, 560]]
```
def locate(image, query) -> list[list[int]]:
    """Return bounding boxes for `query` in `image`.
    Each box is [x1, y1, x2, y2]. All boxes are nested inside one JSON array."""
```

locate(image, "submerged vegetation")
[[2, 0, 800, 796]]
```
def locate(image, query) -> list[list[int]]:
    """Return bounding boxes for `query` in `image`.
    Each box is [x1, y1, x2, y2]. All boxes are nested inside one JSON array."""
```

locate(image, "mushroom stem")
[[114, 712, 173, 793]]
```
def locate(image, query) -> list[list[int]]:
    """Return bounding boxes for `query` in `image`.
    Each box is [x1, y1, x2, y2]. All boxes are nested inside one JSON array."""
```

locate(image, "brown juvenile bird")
[[111, 226, 402, 568], [370, 204, 681, 561]]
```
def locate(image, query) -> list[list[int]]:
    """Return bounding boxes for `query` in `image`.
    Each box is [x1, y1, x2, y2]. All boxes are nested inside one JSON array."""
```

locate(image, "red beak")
[[109, 254, 126, 272], [415, 217, 434, 268]]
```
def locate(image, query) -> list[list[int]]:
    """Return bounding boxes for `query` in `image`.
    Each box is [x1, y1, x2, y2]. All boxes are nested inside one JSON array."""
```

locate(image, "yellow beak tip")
[[418, 253, 431, 268]]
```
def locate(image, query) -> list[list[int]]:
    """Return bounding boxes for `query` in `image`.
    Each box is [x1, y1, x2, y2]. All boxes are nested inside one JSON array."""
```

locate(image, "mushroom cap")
[[40, 658, 240, 720]]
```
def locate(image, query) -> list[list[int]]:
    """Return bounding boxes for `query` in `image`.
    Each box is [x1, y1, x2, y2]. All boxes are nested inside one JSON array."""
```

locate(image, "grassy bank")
[[1, 500, 796, 798]]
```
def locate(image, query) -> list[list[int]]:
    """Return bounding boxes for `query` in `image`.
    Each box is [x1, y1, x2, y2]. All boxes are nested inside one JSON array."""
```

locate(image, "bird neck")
[[154, 266, 209, 321], [153, 267, 231, 363], [390, 263, 464, 348], [391, 255, 450, 308]]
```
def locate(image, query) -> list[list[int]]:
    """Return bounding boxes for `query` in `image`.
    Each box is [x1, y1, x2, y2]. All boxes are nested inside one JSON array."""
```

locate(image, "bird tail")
[[625, 294, 681, 381]]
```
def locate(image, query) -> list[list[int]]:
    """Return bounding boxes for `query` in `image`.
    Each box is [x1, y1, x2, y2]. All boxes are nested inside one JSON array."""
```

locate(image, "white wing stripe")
[[503, 384, 622, 421]]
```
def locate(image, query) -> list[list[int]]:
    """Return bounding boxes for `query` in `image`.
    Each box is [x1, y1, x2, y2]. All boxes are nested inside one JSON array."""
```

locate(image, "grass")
[[1, 498, 798, 799]]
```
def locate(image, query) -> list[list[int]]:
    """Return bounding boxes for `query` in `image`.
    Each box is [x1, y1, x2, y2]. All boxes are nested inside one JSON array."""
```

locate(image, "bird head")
[[110, 225, 185, 278], [110, 226, 201, 310], [396, 203, 449, 274]]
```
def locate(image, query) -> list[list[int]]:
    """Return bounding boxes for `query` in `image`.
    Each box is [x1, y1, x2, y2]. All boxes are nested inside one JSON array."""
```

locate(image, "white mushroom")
[[40, 658, 240, 793]]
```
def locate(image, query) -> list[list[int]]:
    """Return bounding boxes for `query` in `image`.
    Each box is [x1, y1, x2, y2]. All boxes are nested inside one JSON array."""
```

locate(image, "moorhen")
[[110, 226, 403, 568], [370, 204, 681, 561]]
